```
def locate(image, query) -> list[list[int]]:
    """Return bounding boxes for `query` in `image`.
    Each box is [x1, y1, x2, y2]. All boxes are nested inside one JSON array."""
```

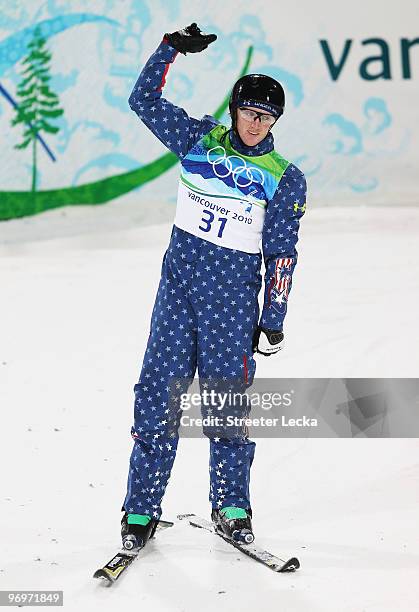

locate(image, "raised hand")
[[164, 22, 217, 55]]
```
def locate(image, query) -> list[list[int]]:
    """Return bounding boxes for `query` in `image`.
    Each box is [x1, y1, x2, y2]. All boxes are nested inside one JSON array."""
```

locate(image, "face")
[[235, 106, 276, 147]]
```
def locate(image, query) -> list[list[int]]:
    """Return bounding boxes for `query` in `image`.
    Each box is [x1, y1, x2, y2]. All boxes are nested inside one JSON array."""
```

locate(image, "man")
[[120, 23, 307, 550]]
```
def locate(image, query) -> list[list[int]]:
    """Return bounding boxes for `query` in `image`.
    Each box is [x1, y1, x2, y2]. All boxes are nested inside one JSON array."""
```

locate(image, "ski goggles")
[[237, 107, 277, 126]]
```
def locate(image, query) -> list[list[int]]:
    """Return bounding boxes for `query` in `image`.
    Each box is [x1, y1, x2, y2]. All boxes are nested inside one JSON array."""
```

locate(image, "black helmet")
[[229, 73, 285, 119]]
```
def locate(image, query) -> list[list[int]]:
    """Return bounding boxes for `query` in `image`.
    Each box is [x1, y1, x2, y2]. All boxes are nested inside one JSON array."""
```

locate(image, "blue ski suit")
[[122, 40, 307, 519]]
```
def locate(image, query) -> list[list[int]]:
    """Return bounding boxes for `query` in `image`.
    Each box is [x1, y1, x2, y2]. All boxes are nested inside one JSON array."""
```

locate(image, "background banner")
[[1, 0, 418, 221]]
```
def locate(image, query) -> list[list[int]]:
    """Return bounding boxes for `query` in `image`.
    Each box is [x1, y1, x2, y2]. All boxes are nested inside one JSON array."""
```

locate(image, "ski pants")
[[123, 225, 262, 519]]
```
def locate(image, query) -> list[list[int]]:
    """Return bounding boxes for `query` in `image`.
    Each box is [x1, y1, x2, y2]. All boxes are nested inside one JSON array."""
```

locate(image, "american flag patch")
[[269, 257, 294, 306], [274, 257, 293, 291]]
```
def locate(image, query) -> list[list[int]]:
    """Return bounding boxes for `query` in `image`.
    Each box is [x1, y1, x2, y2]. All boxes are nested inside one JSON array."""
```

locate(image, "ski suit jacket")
[[128, 40, 307, 332]]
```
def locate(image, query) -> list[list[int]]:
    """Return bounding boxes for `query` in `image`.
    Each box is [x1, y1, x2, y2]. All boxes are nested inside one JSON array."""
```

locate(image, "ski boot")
[[211, 506, 254, 544], [121, 512, 159, 551]]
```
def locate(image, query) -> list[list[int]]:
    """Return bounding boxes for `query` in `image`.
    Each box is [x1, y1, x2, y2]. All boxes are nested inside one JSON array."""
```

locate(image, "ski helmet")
[[229, 74, 285, 122]]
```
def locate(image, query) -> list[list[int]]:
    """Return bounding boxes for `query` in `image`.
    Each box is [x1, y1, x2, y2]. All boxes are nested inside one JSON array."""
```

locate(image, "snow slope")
[[1, 205, 418, 611]]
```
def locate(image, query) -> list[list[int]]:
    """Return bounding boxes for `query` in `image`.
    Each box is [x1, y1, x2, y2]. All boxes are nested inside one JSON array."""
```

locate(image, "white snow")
[[1, 204, 419, 611]]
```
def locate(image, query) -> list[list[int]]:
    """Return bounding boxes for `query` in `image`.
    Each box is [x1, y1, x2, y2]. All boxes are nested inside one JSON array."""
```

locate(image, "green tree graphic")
[[11, 26, 63, 193]]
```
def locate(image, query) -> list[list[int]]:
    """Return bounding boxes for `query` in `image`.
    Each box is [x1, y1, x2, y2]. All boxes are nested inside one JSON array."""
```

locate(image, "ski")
[[178, 513, 300, 573], [93, 519, 174, 585]]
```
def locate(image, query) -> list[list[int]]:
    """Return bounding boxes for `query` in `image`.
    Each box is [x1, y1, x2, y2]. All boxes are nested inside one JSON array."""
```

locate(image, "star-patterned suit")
[[122, 40, 307, 519]]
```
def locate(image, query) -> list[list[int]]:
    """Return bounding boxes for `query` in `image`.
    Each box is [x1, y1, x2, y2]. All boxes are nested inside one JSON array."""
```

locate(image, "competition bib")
[[174, 174, 266, 254]]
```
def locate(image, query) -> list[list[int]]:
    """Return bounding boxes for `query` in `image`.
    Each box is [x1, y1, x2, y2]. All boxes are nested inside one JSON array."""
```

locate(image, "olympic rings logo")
[[207, 145, 265, 189]]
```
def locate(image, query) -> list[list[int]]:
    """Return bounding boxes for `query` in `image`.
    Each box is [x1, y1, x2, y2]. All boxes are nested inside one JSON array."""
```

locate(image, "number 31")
[[199, 211, 227, 238]]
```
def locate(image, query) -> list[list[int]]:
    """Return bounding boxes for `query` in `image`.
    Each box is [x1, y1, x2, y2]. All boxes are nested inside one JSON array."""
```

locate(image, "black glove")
[[252, 326, 284, 356], [164, 22, 217, 55]]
